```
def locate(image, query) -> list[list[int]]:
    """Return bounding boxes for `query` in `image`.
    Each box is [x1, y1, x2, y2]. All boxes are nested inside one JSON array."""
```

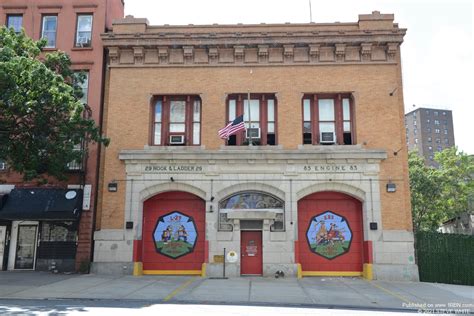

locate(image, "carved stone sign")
[[144, 165, 204, 173], [302, 165, 360, 172]]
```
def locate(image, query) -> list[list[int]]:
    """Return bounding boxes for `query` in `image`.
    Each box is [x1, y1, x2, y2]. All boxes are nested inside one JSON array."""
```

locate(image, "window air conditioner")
[[77, 37, 91, 47], [320, 132, 336, 144], [246, 128, 261, 139], [169, 135, 185, 145]]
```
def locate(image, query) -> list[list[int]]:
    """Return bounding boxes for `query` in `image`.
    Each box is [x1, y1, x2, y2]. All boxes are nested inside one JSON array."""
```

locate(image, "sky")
[[124, 0, 474, 154]]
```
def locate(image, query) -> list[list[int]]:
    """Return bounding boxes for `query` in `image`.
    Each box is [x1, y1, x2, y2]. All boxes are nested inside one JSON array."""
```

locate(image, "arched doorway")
[[298, 192, 364, 273], [142, 191, 205, 272]]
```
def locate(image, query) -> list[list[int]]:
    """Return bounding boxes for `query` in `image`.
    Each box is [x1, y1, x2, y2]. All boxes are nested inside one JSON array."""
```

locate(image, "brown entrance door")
[[240, 231, 262, 275]]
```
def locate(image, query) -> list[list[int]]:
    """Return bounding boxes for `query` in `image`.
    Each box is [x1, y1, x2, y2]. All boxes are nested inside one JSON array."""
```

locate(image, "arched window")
[[218, 191, 284, 231]]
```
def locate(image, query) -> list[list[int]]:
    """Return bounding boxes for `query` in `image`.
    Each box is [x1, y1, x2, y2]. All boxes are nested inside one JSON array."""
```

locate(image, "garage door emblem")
[[306, 211, 352, 259], [153, 211, 198, 259]]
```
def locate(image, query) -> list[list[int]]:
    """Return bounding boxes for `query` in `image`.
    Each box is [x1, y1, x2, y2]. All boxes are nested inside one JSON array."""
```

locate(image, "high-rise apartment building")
[[405, 107, 455, 165]]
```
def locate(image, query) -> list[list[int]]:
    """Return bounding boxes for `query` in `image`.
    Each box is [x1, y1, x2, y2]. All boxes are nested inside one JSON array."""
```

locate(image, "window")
[[426, 110, 430, 115], [219, 191, 284, 231], [435, 138, 441, 144], [226, 94, 277, 146], [434, 120, 440, 125], [435, 129, 440, 134], [428, 146, 433, 151], [0, 160, 6, 171], [413, 128, 417, 135], [426, 127, 431, 133], [413, 120, 417, 126], [437, 146, 443, 152], [7, 14, 22, 33], [302, 94, 353, 145], [444, 129, 448, 135], [152, 95, 201, 146], [426, 119, 430, 124], [442, 111, 446, 116], [434, 111, 439, 116], [427, 137, 432, 142], [74, 71, 89, 104], [414, 138, 418, 144], [444, 120, 448, 125], [75, 15, 93, 47], [444, 139, 449, 144], [41, 15, 57, 48]]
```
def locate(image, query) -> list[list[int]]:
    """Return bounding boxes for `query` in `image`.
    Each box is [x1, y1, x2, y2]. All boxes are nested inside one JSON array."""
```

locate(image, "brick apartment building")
[[0, 0, 124, 272], [405, 107, 455, 166], [93, 11, 419, 281]]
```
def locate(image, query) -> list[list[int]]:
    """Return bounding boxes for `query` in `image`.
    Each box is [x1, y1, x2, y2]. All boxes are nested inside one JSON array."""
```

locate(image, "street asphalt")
[[0, 271, 472, 314]]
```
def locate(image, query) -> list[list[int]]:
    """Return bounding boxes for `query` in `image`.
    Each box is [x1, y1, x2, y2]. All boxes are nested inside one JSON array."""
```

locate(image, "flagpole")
[[247, 89, 252, 146]]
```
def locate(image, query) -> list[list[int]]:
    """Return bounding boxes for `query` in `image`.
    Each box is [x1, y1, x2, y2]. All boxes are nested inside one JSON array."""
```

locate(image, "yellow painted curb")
[[143, 269, 202, 275], [133, 262, 143, 276], [201, 263, 207, 277], [297, 263, 302, 279], [362, 263, 373, 280], [301, 271, 362, 277]]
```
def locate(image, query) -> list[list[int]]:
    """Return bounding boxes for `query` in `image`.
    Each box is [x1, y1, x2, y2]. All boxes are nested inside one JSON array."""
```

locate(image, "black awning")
[[0, 194, 7, 209], [0, 188, 83, 221]]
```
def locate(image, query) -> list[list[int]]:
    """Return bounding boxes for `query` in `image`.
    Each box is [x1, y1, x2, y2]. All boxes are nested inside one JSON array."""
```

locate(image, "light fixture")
[[386, 182, 396, 193], [108, 181, 118, 192]]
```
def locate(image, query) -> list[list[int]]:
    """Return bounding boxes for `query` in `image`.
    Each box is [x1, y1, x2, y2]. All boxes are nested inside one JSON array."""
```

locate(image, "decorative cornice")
[[103, 13, 405, 67]]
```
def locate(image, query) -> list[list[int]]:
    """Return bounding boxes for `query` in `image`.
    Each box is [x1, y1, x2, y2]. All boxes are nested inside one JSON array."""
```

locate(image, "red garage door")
[[142, 191, 205, 271], [298, 192, 363, 272]]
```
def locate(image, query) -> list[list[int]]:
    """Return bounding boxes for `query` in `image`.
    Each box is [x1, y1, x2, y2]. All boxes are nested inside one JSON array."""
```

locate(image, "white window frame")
[[41, 15, 58, 48]]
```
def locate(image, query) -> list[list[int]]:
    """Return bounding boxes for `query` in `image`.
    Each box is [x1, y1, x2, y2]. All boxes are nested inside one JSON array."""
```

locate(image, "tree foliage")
[[0, 27, 109, 181], [409, 147, 474, 232]]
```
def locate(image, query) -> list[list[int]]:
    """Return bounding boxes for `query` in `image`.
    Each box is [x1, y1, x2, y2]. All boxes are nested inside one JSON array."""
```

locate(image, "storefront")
[[0, 188, 83, 272]]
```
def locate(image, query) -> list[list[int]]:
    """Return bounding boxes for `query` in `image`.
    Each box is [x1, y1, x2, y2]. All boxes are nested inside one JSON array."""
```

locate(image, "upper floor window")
[[435, 128, 440, 134], [225, 94, 277, 146], [0, 159, 7, 171], [413, 120, 417, 126], [7, 14, 22, 33], [426, 119, 430, 124], [442, 111, 446, 116], [302, 94, 354, 145], [74, 71, 89, 104], [426, 110, 430, 115], [434, 111, 439, 116], [41, 15, 57, 48], [427, 137, 432, 142], [152, 95, 201, 146], [75, 15, 93, 47], [434, 120, 440, 125]]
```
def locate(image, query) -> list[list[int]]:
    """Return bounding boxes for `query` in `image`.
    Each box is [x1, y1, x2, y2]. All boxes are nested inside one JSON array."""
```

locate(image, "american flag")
[[218, 115, 246, 139]]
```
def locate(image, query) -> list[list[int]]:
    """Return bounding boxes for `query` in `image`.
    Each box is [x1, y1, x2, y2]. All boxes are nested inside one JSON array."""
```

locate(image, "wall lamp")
[[108, 181, 118, 192], [386, 181, 397, 193]]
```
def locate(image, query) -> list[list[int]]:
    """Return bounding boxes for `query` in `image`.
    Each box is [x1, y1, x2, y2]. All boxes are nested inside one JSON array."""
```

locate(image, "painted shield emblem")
[[306, 211, 352, 260], [153, 211, 198, 259]]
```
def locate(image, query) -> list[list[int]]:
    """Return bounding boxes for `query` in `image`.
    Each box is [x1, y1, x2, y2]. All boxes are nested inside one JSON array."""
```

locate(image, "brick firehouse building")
[[93, 11, 419, 281]]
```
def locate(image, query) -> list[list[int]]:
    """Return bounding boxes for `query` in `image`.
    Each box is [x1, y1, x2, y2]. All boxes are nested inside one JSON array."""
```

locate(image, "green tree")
[[0, 26, 108, 181], [409, 148, 474, 231]]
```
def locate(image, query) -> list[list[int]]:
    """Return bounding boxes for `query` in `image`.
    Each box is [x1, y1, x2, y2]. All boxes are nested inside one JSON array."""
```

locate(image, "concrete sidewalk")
[[0, 272, 472, 313]]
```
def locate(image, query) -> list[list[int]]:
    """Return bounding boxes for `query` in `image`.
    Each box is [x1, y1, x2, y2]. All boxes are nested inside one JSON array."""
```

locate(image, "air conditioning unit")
[[246, 128, 261, 139], [169, 135, 185, 145], [320, 132, 336, 144], [77, 36, 91, 47]]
